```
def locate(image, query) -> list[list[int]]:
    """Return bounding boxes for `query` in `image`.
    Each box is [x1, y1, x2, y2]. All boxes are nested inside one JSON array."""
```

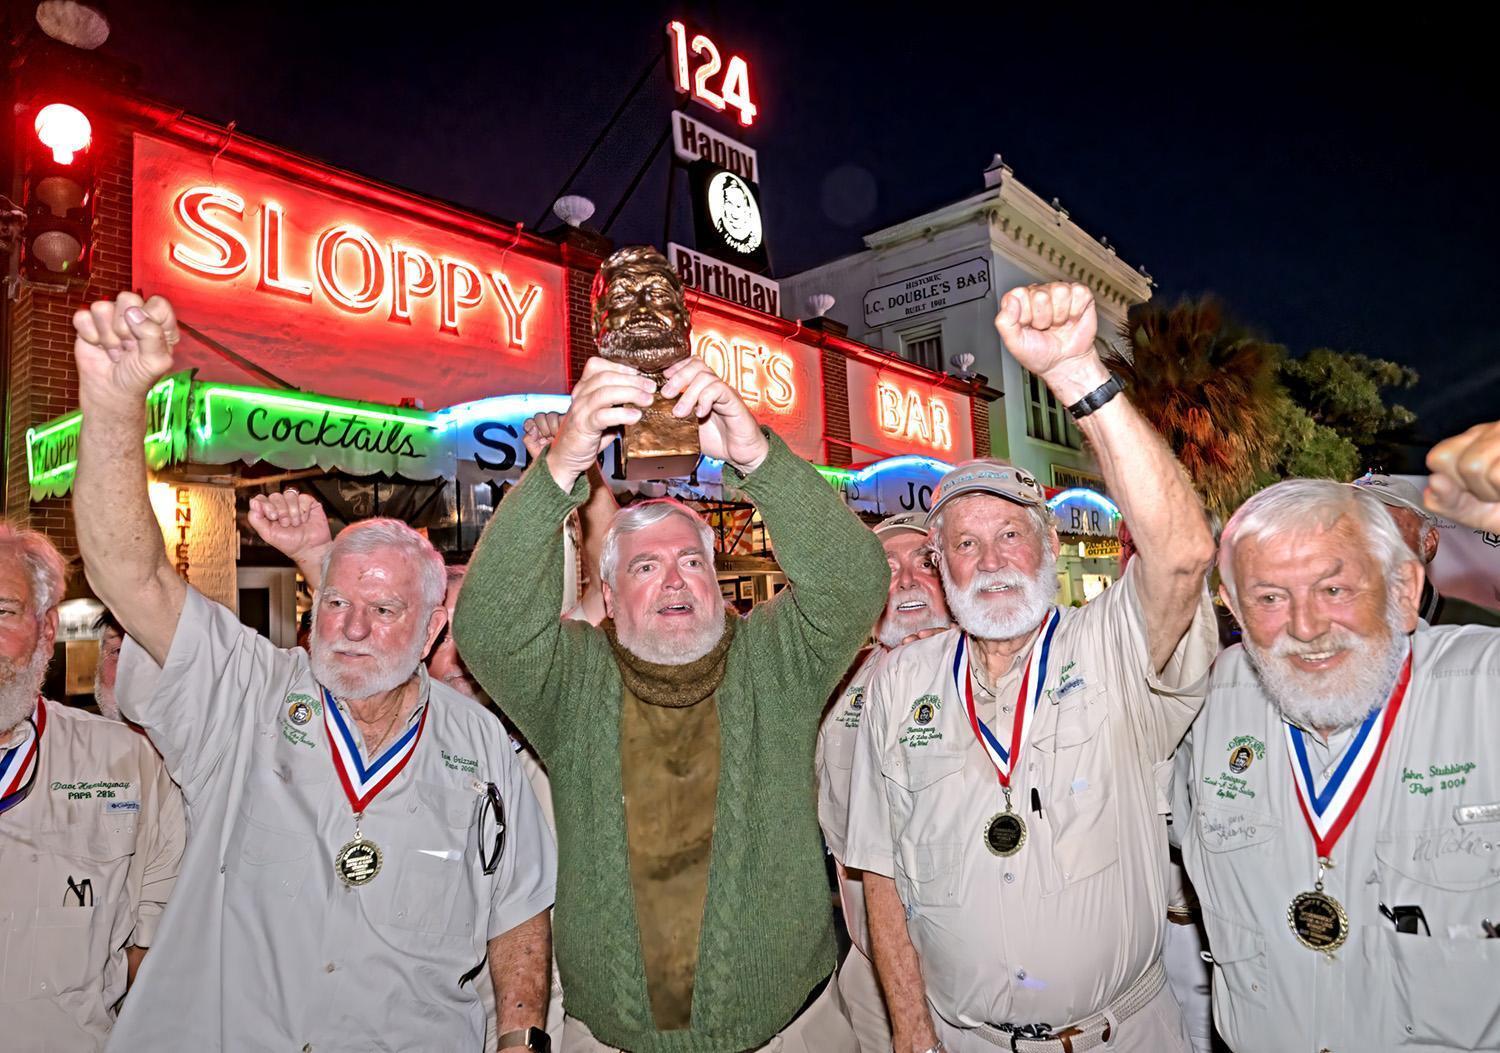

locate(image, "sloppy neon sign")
[[169, 186, 543, 348], [876, 380, 953, 450], [694, 330, 796, 411]]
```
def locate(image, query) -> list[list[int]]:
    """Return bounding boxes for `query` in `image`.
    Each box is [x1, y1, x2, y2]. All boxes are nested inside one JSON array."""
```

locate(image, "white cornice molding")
[[859, 172, 1153, 314]]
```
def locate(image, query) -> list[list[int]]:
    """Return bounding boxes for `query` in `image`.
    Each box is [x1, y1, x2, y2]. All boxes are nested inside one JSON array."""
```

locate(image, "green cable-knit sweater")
[[453, 430, 889, 1053]]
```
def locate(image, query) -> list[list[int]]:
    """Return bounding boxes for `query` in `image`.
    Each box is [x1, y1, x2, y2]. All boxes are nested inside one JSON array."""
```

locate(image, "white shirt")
[[107, 587, 556, 1052]]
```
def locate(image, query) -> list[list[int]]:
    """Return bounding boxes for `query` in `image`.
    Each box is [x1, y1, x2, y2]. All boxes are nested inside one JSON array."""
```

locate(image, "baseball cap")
[[1350, 472, 1435, 521], [929, 459, 1046, 519], [872, 511, 930, 538]]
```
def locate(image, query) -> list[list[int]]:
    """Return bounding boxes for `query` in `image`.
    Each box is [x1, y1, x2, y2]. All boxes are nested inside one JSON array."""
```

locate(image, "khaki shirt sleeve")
[[132, 749, 186, 948], [486, 737, 558, 940], [843, 661, 898, 878], [116, 586, 301, 801], [1075, 560, 1219, 763]]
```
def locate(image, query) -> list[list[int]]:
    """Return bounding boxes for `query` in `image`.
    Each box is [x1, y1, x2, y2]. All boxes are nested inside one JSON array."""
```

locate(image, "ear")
[[1047, 526, 1062, 558], [1392, 559, 1425, 633], [1421, 528, 1439, 564], [423, 605, 448, 658], [1217, 581, 1242, 626], [602, 582, 616, 619], [40, 606, 59, 652]]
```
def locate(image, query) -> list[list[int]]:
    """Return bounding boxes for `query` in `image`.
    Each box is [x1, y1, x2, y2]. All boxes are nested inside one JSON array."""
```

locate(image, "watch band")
[[1066, 373, 1124, 420], [497, 1027, 550, 1052]]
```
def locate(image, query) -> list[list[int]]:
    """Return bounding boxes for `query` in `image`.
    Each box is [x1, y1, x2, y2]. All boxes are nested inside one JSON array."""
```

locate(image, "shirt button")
[[325, 962, 337, 973], [303, 1045, 313, 1052], [1003, 872, 1015, 884], [219, 865, 227, 874], [1015, 968, 1026, 981]]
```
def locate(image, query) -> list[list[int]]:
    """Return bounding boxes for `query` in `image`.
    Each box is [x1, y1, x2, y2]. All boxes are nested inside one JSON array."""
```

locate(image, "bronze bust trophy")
[[591, 246, 701, 479]]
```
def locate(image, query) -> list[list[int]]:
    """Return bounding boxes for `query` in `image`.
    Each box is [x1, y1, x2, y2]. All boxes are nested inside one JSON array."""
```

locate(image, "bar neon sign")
[[876, 380, 954, 450]]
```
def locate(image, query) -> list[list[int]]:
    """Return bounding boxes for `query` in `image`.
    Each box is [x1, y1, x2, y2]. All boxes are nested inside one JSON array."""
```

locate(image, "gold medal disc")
[[984, 811, 1027, 856], [1288, 889, 1348, 951], [334, 837, 383, 886]]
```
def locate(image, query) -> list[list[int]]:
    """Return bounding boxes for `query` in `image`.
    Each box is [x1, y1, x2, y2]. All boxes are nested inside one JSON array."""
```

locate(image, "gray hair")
[[318, 518, 446, 611], [929, 499, 1056, 557], [599, 500, 716, 589], [0, 521, 67, 619], [1219, 479, 1417, 604]]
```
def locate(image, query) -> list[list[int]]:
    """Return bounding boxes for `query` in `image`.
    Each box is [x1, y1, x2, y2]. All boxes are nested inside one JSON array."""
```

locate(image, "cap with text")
[[1350, 472, 1435, 521], [930, 459, 1046, 519], [872, 511, 930, 538]]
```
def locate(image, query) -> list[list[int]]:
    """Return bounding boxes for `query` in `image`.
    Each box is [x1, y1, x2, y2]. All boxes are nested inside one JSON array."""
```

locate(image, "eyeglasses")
[[476, 782, 506, 875]]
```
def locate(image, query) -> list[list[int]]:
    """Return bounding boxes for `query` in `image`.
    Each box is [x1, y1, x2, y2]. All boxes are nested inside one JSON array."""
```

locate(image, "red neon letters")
[[666, 21, 757, 126], [695, 330, 796, 411], [876, 381, 953, 450], [169, 185, 543, 349]]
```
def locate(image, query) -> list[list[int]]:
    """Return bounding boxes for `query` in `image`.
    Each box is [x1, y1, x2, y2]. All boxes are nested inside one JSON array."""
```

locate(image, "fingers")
[[1028, 286, 1053, 330], [144, 295, 181, 347], [121, 303, 176, 373], [579, 356, 643, 381], [528, 411, 562, 440], [72, 307, 101, 346], [1067, 282, 1092, 323], [88, 300, 123, 352], [671, 369, 728, 418], [1429, 422, 1500, 503], [249, 489, 317, 528]]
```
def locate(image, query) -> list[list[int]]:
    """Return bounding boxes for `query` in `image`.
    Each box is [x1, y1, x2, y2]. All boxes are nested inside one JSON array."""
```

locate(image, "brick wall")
[[970, 391, 992, 460], [5, 120, 134, 557]]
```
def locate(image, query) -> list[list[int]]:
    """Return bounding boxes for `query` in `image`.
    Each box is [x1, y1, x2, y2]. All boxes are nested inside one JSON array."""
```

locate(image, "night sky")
[[96, 3, 1496, 462]]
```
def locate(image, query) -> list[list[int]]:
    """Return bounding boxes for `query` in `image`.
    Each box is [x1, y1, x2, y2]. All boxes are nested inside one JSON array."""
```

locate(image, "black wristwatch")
[[498, 1027, 551, 1052], [1066, 373, 1124, 419]]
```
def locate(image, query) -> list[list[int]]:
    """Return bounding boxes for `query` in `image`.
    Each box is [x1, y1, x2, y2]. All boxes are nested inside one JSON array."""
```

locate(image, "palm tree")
[[1104, 297, 1283, 519]]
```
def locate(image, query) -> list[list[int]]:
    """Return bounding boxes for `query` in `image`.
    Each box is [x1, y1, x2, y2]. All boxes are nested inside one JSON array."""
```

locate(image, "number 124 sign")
[[667, 21, 757, 127]]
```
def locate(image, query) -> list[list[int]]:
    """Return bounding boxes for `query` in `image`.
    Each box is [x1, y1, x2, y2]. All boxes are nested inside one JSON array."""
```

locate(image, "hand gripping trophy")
[[591, 246, 701, 479]]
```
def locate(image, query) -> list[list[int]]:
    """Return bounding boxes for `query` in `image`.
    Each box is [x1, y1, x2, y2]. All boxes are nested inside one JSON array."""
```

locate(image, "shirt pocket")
[[228, 772, 318, 901], [1362, 831, 1500, 1048], [1199, 904, 1269, 1039], [883, 751, 968, 906], [27, 820, 136, 999], [386, 780, 477, 938], [1037, 687, 1119, 884]]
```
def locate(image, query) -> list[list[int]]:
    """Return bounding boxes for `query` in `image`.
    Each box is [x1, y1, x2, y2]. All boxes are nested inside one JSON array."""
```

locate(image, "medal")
[[957, 610, 1060, 855], [0, 698, 45, 817], [984, 808, 1027, 856], [322, 687, 427, 885], [1282, 649, 1411, 955]]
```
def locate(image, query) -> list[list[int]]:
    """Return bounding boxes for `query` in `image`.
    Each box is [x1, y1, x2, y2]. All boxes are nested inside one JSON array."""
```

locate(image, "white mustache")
[[967, 570, 1031, 595], [1267, 627, 1358, 662]]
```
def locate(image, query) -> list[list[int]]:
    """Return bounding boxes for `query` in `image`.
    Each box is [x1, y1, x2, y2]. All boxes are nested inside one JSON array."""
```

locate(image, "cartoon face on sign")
[[708, 172, 762, 253]]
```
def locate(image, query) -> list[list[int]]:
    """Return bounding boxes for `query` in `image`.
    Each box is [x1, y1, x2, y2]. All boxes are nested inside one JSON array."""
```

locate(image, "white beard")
[[0, 644, 50, 737], [308, 609, 427, 701], [616, 608, 725, 666], [876, 587, 950, 649], [1241, 595, 1409, 732], [93, 669, 120, 722], [940, 548, 1059, 641]]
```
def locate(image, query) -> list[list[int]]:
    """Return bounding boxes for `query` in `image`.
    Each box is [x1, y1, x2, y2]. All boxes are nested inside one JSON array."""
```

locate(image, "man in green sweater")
[[454, 355, 889, 1053]]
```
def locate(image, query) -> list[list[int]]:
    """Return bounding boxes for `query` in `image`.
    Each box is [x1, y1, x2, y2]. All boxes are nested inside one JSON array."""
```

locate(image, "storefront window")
[[1024, 369, 1080, 448]]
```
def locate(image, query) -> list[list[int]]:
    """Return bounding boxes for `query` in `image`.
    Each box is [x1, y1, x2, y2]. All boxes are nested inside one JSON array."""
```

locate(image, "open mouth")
[[1289, 650, 1343, 668], [657, 602, 695, 616], [895, 600, 928, 612], [979, 584, 1017, 594]]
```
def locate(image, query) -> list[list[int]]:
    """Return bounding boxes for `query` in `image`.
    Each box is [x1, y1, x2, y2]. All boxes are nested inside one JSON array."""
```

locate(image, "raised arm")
[[996, 283, 1214, 671], [660, 356, 889, 682], [453, 359, 653, 753], [248, 489, 333, 587], [72, 293, 187, 664], [522, 410, 618, 624]]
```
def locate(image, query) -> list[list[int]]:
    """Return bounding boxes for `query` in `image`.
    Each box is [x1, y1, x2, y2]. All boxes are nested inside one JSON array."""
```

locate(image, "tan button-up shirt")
[[816, 644, 890, 956], [1177, 623, 1500, 1053], [107, 587, 556, 1052], [846, 563, 1217, 1029], [0, 699, 184, 1052]]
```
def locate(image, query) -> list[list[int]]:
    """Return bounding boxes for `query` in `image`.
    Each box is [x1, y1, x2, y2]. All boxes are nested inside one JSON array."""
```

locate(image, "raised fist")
[[1426, 420, 1500, 533], [72, 292, 180, 413], [248, 488, 333, 567], [995, 282, 1100, 386]]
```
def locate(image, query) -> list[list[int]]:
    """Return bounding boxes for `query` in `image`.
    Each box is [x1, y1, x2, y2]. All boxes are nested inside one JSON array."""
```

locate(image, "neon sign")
[[168, 186, 543, 348], [694, 330, 796, 412], [666, 21, 757, 126], [876, 380, 954, 450]]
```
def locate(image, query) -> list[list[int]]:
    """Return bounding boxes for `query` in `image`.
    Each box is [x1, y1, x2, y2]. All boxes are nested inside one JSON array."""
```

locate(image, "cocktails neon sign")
[[169, 186, 544, 348]]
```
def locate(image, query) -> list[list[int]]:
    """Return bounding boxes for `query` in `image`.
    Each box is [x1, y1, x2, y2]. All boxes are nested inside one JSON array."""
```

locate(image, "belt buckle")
[[997, 1022, 1055, 1051]]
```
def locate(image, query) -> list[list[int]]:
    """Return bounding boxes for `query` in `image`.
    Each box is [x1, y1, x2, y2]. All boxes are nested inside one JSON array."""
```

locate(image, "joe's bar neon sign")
[[169, 186, 544, 348]]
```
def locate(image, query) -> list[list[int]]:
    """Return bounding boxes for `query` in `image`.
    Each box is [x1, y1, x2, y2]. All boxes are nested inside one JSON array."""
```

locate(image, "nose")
[[661, 562, 686, 591], [1286, 594, 1330, 643], [975, 542, 1006, 575], [894, 561, 921, 591], [342, 607, 372, 642]]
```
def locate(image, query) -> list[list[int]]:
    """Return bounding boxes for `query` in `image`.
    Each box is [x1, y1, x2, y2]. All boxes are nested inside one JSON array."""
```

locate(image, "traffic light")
[[21, 102, 96, 285]]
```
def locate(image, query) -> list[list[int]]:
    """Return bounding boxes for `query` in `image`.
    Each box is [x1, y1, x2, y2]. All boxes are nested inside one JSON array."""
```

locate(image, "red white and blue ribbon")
[[0, 698, 45, 816], [1284, 647, 1412, 859], [955, 608, 1061, 788], [323, 688, 427, 814]]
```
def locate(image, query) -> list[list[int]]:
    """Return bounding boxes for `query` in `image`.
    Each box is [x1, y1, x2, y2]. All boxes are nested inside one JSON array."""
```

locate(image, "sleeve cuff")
[[721, 428, 793, 489]]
